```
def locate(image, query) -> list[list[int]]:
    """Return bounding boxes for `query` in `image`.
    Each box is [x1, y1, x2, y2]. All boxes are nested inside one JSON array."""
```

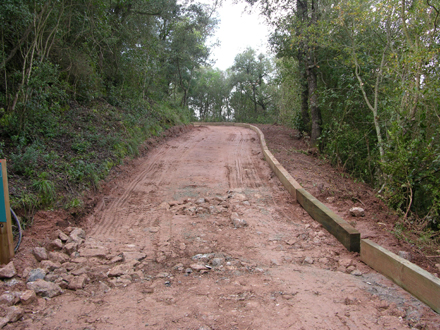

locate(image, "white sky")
[[211, 0, 269, 70], [197, 0, 271, 71]]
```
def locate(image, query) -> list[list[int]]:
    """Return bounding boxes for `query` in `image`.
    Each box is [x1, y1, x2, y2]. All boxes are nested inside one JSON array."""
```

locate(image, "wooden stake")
[[0, 160, 14, 264]]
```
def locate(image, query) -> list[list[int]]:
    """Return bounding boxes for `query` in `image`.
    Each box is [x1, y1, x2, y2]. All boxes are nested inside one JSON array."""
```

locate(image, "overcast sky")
[[203, 0, 271, 71]]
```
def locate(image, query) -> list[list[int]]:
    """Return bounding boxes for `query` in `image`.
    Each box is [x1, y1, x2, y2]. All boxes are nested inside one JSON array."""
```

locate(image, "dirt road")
[[20, 125, 438, 329]]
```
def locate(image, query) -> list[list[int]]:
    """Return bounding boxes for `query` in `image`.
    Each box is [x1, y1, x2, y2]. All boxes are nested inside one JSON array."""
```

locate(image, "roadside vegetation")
[[0, 0, 218, 225]]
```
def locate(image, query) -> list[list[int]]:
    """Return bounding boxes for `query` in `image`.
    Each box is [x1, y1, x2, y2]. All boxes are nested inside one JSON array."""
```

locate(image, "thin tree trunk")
[[297, 0, 310, 132]]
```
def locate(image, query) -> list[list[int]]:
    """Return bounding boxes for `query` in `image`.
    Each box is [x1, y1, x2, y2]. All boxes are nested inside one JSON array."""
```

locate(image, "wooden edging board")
[[194, 122, 440, 313], [361, 239, 440, 313]]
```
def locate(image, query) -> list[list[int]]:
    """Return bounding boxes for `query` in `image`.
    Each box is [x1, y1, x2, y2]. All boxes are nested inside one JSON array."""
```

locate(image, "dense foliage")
[[0, 0, 218, 220], [242, 0, 440, 239]]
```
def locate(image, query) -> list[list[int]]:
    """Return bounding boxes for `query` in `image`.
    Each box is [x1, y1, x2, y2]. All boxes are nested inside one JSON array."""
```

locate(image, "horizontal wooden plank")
[[361, 239, 440, 313], [296, 188, 360, 252]]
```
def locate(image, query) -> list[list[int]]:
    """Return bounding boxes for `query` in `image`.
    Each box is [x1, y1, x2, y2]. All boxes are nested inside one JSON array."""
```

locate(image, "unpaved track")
[[28, 126, 435, 329]]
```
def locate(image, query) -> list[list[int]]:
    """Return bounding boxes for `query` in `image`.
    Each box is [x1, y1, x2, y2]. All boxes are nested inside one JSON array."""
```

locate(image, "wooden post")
[[0, 160, 14, 264]]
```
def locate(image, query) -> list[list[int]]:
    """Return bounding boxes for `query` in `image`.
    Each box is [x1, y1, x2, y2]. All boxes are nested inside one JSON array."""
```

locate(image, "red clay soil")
[[3, 124, 440, 329]]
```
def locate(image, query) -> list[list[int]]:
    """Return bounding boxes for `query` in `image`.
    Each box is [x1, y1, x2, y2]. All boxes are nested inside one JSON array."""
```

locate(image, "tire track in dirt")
[[27, 125, 439, 330]]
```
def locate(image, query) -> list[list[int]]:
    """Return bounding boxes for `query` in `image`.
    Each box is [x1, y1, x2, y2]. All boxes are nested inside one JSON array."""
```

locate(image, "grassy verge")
[[1, 99, 191, 228]]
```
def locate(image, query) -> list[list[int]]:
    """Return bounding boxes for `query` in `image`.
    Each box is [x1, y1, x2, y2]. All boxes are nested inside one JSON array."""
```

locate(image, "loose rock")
[[69, 227, 85, 243], [349, 207, 365, 217], [304, 257, 314, 264], [27, 268, 47, 282], [32, 247, 48, 262], [0, 262, 16, 279], [122, 252, 147, 262], [190, 264, 208, 272], [108, 260, 139, 277], [41, 260, 62, 272], [5, 306, 23, 323], [64, 242, 79, 255], [79, 246, 107, 258], [56, 229, 70, 242], [50, 238, 64, 250], [68, 274, 88, 290], [27, 279, 63, 298], [49, 251, 70, 264], [19, 290, 37, 305], [0, 293, 19, 306]]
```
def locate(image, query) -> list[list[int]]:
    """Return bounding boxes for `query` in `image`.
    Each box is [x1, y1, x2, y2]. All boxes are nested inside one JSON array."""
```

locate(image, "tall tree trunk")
[[307, 0, 322, 145], [307, 64, 321, 145], [297, 0, 310, 132]]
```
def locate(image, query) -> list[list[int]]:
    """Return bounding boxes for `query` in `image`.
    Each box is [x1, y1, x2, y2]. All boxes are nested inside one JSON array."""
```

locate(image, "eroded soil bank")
[[3, 125, 440, 329]]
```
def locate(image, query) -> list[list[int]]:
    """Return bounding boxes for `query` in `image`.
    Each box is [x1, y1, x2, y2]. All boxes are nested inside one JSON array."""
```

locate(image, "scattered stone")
[[79, 247, 107, 258], [108, 260, 139, 277], [41, 260, 62, 271], [50, 238, 64, 250], [49, 251, 70, 264], [351, 269, 363, 276], [32, 247, 48, 262], [98, 281, 111, 293], [285, 239, 297, 245], [68, 274, 88, 290], [69, 228, 85, 243], [326, 197, 336, 203], [231, 217, 248, 228], [0, 317, 8, 328], [62, 262, 77, 271], [349, 207, 365, 217], [27, 279, 63, 298], [5, 306, 23, 323], [338, 258, 353, 268], [195, 198, 206, 204], [56, 229, 70, 242], [185, 268, 193, 275], [155, 272, 169, 278], [109, 255, 124, 264], [346, 265, 356, 273], [149, 227, 160, 233], [211, 258, 225, 267], [53, 267, 68, 275], [304, 257, 314, 264], [192, 253, 214, 262], [20, 290, 37, 305], [131, 271, 144, 281], [27, 268, 47, 282], [142, 286, 154, 294], [231, 193, 246, 202], [71, 257, 87, 264], [71, 267, 89, 276], [0, 262, 16, 278], [44, 274, 60, 282], [435, 264, 440, 272], [3, 278, 21, 287], [156, 255, 166, 263], [122, 252, 146, 262], [179, 243, 186, 251], [0, 293, 19, 306], [242, 201, 251, 206], [64, 242, 79, 255], [190, 264, 208, 272], [174, 263, 184, 271], [398, 251, 412, 262]]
